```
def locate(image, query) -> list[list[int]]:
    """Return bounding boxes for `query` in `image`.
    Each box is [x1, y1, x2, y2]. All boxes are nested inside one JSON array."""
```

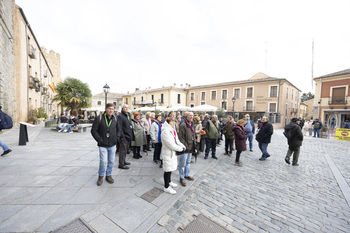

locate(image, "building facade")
[[187, 73, 302, 128], [0, 0, 16, 118], [91, 92, 123, 112], [123, 86, 187, 110], [313, 68, 350, 128]]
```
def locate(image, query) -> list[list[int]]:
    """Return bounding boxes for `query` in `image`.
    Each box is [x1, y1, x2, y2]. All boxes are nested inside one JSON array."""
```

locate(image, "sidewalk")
[[0, 123, 225, 232]]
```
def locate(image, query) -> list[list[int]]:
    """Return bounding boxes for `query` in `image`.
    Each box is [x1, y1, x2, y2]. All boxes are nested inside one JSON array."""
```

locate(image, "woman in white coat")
[[161, 116, 186, 194]]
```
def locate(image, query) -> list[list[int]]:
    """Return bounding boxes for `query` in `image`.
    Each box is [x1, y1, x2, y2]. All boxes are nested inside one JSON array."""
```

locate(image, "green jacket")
[[205, 120, 219, 140]]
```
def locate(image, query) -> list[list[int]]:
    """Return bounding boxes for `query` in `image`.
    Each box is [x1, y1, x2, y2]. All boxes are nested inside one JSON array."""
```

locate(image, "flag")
[[48, 82, 55, 93]]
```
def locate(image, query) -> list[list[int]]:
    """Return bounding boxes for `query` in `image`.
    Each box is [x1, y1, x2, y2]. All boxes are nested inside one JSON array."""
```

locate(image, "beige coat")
[[141, 117, 152, 135], [194, 123, 202, 143]]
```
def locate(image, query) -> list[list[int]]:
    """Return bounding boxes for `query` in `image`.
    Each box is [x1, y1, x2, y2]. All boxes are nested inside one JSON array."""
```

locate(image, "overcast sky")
[[15, 0, 350, 95]]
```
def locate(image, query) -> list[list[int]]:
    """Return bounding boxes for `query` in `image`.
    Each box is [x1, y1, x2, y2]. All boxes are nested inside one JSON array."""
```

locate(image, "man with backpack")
[[284, 118, 304, 166], [312, 119, 323, 138], [0, 106, 13, 156], [91, 103, 118, 186]]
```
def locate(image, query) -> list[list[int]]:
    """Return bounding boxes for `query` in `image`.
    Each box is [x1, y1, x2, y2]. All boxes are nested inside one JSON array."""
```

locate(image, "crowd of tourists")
[[90, 103, 316, 195]]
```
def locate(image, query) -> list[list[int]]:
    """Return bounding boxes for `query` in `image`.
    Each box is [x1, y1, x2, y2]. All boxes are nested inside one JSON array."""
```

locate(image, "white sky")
[[15, 0, 350, 95]]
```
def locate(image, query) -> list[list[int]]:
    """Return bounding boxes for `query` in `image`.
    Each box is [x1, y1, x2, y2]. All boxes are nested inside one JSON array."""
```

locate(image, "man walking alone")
[[284, 118, 304, 166], [91, 103, 118, 186]]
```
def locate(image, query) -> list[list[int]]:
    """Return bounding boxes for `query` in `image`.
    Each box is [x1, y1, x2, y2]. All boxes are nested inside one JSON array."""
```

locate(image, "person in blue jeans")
[[0, 140, 12, 156], [178, 112, 195, 187], [255, 116, 274, 161], [312, 119, 323, 138], [244, 114, 255, 152], [91, 103, 118, 186]]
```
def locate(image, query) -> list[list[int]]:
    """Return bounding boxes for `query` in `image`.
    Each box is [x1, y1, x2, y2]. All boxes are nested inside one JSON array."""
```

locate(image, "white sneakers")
[[169, 182, 178, 188], [63, 129, 67, 133], [164, 186, 176, 195]]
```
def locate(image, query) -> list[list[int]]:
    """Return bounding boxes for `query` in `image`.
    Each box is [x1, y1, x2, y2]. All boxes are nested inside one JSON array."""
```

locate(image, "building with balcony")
[[187, 72, 301, 128], [313, 68, 350, 128], [14, 5, 57, 122], [123, 86, 187, 110]]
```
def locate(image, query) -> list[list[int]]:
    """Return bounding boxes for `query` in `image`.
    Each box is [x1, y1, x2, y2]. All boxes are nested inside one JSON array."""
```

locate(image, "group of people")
[[56, 113, 79, 133]]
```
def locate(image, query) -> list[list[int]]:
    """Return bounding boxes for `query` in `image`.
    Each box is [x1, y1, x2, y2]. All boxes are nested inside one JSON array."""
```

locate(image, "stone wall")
[[0, 0, 16, 118]]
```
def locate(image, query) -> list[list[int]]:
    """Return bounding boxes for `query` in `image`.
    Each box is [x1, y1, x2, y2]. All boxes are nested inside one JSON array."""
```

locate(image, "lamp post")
[[232, 96, 236, 118], [154, 101, 157, 112], [103, 84, 110, 106]]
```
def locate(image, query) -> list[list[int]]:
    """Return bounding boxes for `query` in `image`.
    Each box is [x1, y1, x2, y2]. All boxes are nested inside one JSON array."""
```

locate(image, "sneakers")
[[69, 131, 73, 134], [164, 186, 176, 194], [97, 176, 103, 186], [169, 181, 178, 188], [63, 129, 67, 133], [1, 149, 12, 156], [58, 130, 62, 132], [235, 161, 243, 167], [180, 179, 186, 187]]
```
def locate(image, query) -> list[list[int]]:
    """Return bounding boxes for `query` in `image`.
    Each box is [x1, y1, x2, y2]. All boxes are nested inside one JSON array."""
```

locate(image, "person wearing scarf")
[[150, 113, 163, 164], [255, 116, 274, 161], [131, 112, 147, 159], [178, 112, 194, 187], [224, 115, 235, 156], [233, 119, 247, 166]]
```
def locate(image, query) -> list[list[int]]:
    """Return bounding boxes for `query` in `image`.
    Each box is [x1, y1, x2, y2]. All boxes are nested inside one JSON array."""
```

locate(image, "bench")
[[50, 123, 92, 133]]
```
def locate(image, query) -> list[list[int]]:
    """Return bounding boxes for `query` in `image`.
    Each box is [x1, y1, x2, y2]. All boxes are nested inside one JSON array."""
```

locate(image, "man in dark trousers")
[[117, 104, 134, 169], [312, 119, 323, 138], [91, 103, 118, 186], [284, 118, 304, 166], [255, 116, 273, 161]]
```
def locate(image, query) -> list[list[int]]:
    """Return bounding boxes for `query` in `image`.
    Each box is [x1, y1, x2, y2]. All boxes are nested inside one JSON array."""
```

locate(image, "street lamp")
[[103, 84, 110, 106], [154, 101, 157, 112], [232, 96, 236, 117]]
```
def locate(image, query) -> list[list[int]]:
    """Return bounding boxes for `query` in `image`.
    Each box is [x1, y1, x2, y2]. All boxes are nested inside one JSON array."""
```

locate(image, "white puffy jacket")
[[161, 121, 185, 172]]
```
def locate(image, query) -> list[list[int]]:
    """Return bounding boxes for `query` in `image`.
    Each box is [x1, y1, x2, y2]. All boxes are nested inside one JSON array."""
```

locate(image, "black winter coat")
[[179, 120, 195, 153], [117, 112, 134, 141], [255, 121, 273, 144], [91, 113, 118, 147], [285, 122, 303, 149]]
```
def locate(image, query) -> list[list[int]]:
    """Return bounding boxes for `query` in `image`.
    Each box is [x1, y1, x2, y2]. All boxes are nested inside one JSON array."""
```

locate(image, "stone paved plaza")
[[0, 123, 349, 232]]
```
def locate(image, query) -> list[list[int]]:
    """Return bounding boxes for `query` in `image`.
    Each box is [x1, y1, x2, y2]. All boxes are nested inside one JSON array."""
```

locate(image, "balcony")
[[29, 77, 35, 89], [243, 106, 255, 111], [132, 100, 154, 105], [28, 45, 36, 59], [328, 96, 347, 105]]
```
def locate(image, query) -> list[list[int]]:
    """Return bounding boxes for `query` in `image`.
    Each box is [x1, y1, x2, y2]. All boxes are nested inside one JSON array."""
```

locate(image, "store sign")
[[335, 128, 350, 141]]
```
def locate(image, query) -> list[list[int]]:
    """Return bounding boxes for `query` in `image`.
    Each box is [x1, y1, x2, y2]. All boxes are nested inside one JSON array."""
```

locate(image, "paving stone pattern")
[[152, 131, 350, 233]]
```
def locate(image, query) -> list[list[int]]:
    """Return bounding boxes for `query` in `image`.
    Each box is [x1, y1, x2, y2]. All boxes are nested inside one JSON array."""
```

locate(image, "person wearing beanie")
[[284, 118, 303, 166]]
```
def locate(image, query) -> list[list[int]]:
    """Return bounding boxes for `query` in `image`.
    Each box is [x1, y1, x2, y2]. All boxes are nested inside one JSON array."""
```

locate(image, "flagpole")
[[311, 39, 314, 89]]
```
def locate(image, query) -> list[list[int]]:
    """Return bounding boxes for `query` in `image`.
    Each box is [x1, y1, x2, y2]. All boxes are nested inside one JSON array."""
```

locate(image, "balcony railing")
[[243, 106, 255, 111], [328, 96, 347, 105], [28, 45, 36, 58], [132, 100, 154, 105]]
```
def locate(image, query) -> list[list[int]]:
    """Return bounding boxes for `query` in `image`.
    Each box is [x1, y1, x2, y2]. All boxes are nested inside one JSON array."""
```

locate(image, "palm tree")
[[52, 77, 92, 115]]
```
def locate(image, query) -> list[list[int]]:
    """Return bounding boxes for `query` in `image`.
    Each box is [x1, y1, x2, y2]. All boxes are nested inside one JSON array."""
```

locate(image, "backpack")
[[0, 110, 13, 131], [284, 128, 295, 140]]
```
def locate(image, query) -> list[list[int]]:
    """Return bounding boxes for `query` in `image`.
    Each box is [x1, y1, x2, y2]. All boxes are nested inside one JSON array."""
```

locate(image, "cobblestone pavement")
[[151, 130, 350, 233]]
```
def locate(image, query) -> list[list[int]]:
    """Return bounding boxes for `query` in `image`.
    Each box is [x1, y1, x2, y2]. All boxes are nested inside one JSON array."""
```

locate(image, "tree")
[[215, 107, 226, 117], [301, 92, 314, 102], [52, 77, 92, 116]]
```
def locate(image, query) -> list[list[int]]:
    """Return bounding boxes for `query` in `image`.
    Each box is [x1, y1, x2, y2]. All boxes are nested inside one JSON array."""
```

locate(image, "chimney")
[[135, 88, 139, 91]]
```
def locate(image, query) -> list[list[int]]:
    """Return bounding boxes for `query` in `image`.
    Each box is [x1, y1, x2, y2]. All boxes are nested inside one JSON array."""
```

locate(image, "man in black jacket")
[[91, 103, 118, 186], [255, 116, 273, 161], [117, 104, 134, 169], [284, 118, 304, 166]]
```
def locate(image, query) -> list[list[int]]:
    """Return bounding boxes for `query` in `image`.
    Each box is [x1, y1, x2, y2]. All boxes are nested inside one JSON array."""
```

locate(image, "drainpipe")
[[25, 23, 30, 121], [277, 79, 281, 126]]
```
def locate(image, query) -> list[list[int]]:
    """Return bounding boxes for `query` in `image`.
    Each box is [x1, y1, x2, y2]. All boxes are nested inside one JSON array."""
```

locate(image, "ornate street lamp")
[[103, 84, 110, 106], [232, 96, 236, 117]]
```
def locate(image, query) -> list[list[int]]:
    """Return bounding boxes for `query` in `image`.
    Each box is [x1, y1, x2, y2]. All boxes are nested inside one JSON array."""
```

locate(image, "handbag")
[[200, 129, 206, 135]]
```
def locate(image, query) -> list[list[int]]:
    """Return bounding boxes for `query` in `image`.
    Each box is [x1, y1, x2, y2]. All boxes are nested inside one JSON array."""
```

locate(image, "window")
[[201, 91, 206, 101], [245, 100, 253, 111], [221, 101, 227, 110], [113, 102, 117, 106], [269, 103, 277, 112], [177, 94, 181, 104], [331, 86, 347, 104], [200, 101, 205, 105], [269, 86, 278, 97], [222, 89, 228, 99], [190, 93, 194, 101], [234, 88, 240, 99], [285, 103, 288, 115], [133, 97, 136, 104], [190, 104, 194, 108], [97, 101, 101, 105], [125, 98, 128, 104], [160, 94, 164, 103], [246, 87, 253, 98], [286, 87, 288, 99], [211, 90, 216, 100], [292, 89, 294, 99], [141, 96, 144, 101]]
